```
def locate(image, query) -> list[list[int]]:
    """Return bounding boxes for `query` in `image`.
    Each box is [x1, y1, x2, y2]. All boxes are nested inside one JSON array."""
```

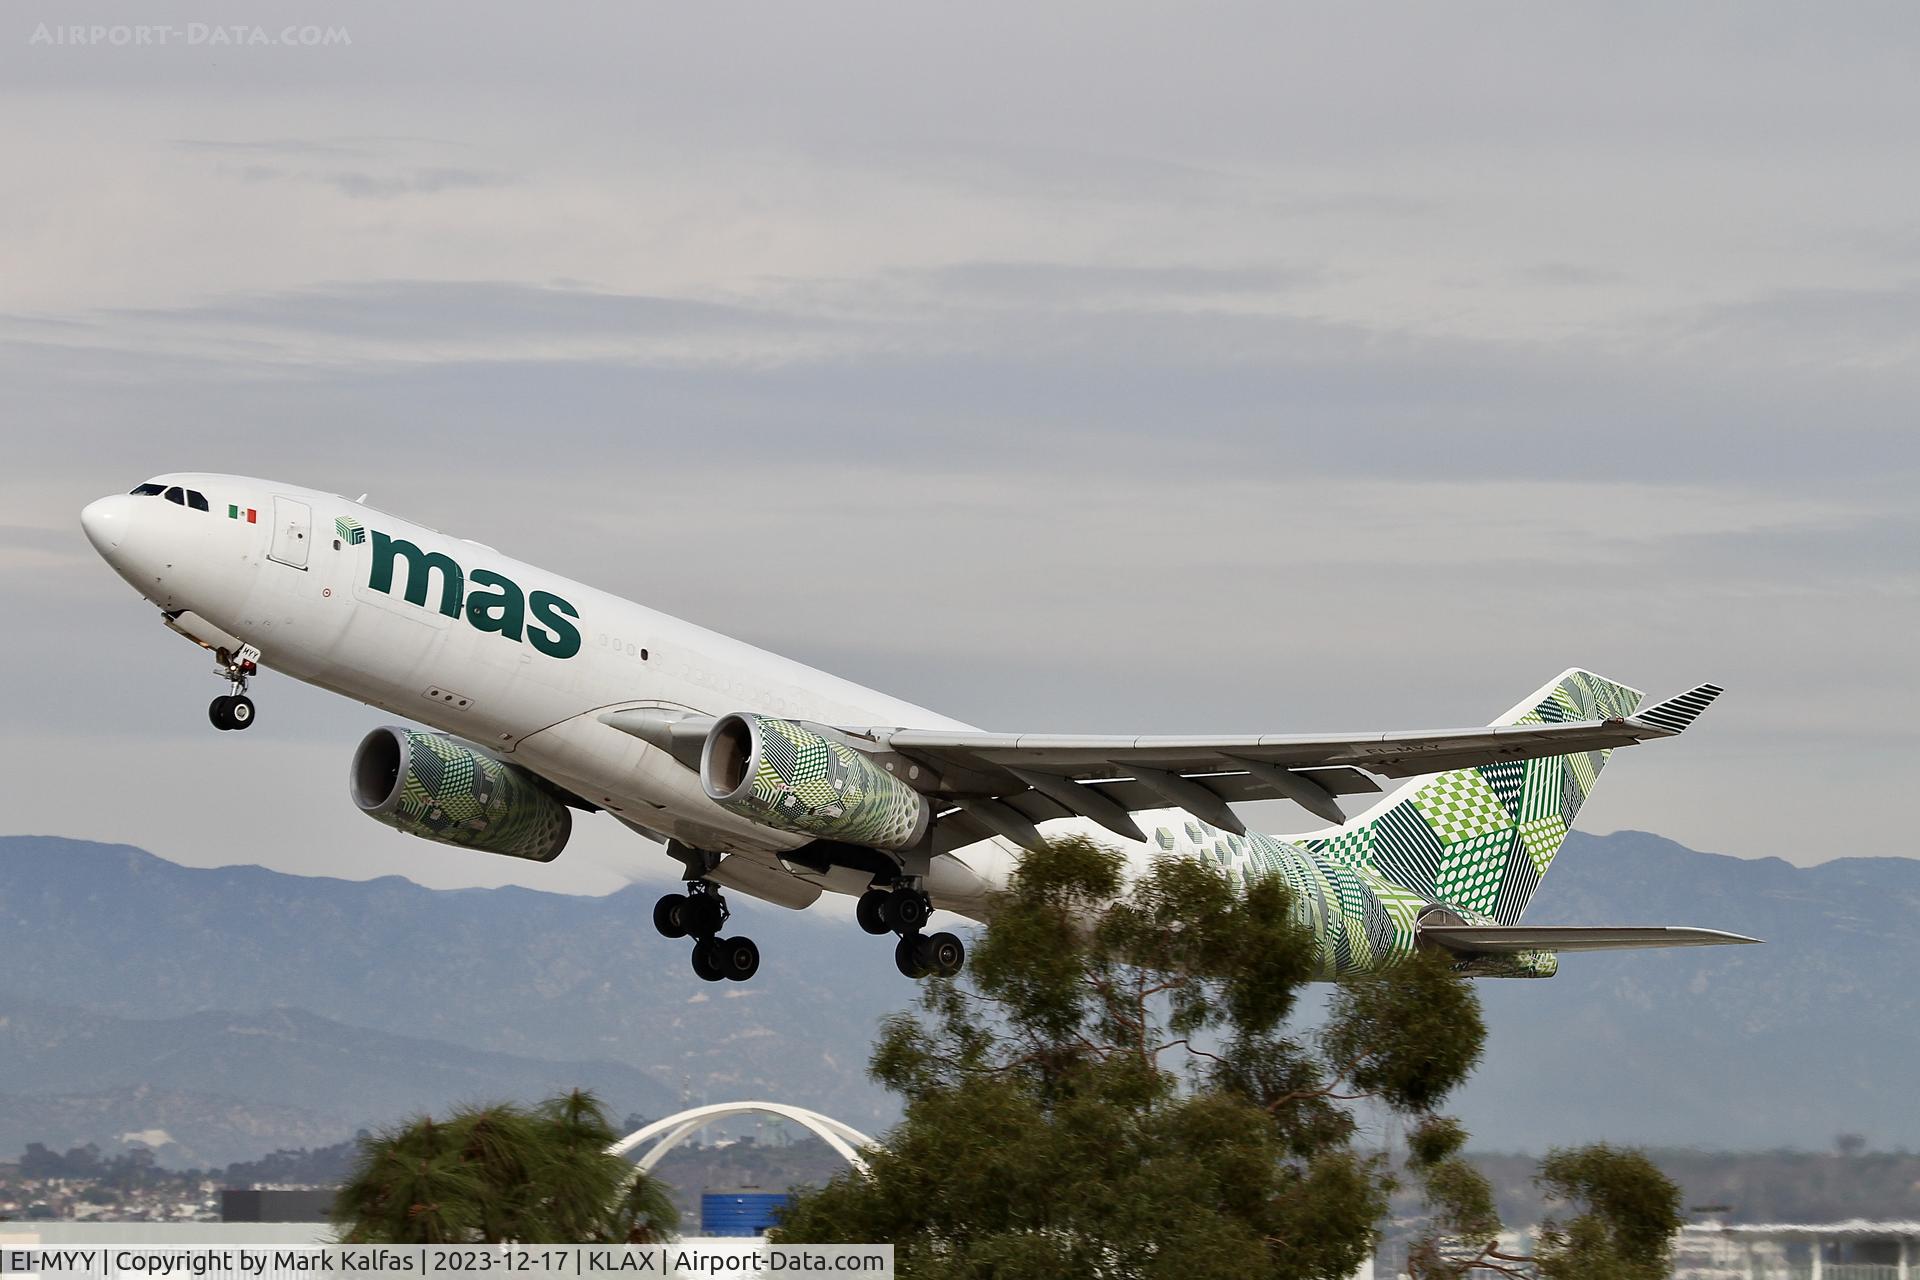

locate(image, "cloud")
[[326, 167, 515, 198], [1679, 282, 1920, 367], [6, 268, 1917, 505], [1515, 263, 1626, 288], [125, 280, 798, 340], [3, 2, 1920, 883], [174, 137, 375, 158], [203, 158, 516, 198], [902, 261, 1324, 307]]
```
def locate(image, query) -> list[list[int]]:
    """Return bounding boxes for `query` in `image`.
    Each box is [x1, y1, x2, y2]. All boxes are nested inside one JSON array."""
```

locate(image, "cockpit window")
[[130, 482, 207, 510]]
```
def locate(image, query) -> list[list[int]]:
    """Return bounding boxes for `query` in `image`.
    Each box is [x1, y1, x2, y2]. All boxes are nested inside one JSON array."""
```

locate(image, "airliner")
[[80, 475, 1757, 983]]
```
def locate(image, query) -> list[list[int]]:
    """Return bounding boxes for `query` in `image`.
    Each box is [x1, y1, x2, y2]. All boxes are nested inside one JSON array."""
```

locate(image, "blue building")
[[701, 1189, 791, 1237]]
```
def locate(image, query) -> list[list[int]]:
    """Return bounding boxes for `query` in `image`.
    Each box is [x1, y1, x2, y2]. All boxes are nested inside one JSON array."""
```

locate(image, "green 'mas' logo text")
[[367, 531, 582, 659]]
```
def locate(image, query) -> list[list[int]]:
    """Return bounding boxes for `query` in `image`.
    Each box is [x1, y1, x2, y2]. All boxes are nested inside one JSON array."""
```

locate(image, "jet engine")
[[350, 726, 571, 862], [701, 713, 930, 851]]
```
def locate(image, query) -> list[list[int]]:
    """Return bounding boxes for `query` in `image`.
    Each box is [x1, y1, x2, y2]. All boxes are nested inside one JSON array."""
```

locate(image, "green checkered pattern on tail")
[[1156, 821, 1427, 979], [1306, 670, 1643, 926], [1159, 817, 1562, 978]]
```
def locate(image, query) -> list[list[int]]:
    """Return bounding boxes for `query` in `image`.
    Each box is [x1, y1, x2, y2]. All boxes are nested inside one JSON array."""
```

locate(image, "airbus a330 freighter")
[[81, 475, 1757, 983]]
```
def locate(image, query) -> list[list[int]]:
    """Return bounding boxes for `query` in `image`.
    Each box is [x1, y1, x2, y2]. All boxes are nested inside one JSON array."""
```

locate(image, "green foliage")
[[1414, 1156, 1503, 1248], [775, 837, 1484, 1278], [1407, 1116, 1470, 1170], [1534, 1146, 1684, 1280], [1323, 951, 1485, 1113], [1403, 1116, 1502, 1280], [1404, 1141, 1682, 1280], [332, 1090, 679, 1244]]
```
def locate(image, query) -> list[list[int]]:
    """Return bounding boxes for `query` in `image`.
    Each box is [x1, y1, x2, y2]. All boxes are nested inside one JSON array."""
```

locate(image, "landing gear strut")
[[208, 645, 260, 732], [865, 882, 964, 980], [654, 881, 758, 982]]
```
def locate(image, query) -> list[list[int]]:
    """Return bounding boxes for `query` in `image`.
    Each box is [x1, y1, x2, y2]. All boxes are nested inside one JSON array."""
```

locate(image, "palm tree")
[[607, 1169, 682, 1244], [332, 1091, 680, 1244], [333, 1116, 485, 1243]]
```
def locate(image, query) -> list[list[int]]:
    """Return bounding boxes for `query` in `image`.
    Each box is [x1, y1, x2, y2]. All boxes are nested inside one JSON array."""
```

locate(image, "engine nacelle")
[[351, 727, 571, 862], [701, 713, 930, 851]]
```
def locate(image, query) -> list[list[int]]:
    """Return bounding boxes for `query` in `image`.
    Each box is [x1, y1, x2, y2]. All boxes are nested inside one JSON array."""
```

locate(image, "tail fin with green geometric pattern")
[[1314, 670, 1646, 924]]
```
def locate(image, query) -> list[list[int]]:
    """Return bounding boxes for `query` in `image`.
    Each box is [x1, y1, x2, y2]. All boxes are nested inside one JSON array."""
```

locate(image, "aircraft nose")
[[80, 494, 132, 556]]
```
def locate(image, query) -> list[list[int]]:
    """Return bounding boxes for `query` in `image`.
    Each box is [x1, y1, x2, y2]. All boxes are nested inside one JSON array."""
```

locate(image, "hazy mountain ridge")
[[2, 830, 1915, 1162], [0, 1084, 340, 1171], [0, 836, 909, 1143], [1462, 830, 1920, 1150], [0, 996, 680, 1166]]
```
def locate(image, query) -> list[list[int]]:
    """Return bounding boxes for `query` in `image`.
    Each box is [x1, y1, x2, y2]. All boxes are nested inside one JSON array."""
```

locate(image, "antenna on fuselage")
[[356, 494, 369, 503]]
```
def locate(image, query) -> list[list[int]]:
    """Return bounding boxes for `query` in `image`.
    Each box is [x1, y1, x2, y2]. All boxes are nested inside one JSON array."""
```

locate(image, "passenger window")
[[186, 490, 209, 511], [164, 487, 186, 505], [130, 483, 165, 496]]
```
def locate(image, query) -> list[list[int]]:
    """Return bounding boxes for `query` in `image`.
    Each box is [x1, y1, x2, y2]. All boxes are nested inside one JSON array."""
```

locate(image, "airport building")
[[1675, 1221, 1920, 1280]]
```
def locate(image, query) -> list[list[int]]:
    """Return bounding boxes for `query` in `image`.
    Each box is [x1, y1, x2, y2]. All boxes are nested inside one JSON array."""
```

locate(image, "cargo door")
[[267, 497, 311, 569]]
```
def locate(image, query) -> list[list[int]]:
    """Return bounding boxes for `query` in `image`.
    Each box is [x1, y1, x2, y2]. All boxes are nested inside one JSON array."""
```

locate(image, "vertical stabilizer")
[[1305, 670, 1644, 924]]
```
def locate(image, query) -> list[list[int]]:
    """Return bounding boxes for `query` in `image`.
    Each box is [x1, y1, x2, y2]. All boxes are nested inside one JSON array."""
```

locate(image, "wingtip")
[[1630, 682, 1725, 735], [1690, 927, 1763, 945]]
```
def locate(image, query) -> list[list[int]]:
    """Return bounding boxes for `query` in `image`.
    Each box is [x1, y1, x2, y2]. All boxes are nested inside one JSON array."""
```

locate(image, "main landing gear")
[[858, 884, 964, 980], [654, 882, 759, 982], [208, 645, 261, 732]]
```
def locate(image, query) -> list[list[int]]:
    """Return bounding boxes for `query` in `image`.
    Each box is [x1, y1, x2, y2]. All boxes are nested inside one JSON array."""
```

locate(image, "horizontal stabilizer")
[[1420, 924, 1761, 954]]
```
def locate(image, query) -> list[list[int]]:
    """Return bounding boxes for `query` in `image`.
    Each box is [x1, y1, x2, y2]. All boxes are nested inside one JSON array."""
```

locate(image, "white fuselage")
[[80, 473, 1182, 917]]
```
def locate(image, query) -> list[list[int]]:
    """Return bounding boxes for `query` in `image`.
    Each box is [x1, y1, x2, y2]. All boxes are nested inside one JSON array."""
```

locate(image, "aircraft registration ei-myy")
[[81, 475, 1758, 984]]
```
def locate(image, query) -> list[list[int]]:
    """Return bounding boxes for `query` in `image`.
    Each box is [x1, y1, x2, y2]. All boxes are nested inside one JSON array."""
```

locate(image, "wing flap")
[[1420, 925, 1761, 954]]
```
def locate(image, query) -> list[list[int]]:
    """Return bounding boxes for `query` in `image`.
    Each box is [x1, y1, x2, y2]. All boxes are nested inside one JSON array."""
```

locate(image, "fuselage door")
[[267, 497, 312, 569]]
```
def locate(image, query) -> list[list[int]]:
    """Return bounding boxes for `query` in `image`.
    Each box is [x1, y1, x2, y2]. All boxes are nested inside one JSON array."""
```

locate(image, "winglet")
[[1628, 682, 1724, 736]]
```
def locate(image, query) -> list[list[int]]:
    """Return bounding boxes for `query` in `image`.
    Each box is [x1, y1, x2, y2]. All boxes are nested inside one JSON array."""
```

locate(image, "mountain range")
[[0, 829, 1914, 1165], [1463, 830, 1920, 1151]]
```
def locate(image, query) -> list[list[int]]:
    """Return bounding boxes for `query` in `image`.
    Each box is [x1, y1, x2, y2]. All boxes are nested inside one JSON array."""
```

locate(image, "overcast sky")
[[1, 3, 1915, 896]]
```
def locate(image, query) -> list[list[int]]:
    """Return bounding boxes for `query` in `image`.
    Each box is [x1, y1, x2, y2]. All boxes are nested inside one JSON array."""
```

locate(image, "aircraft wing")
[[858, 683, 1723, 843], [606, 681, 1721, 847], [1419, 925, 1761, 953]]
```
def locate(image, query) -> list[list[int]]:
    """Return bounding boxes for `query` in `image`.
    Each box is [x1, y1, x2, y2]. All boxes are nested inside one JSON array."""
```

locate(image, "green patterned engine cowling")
[[350, 727, 571, 862], [702, 713, 930, 851], [1450, 950, 1559, 979]]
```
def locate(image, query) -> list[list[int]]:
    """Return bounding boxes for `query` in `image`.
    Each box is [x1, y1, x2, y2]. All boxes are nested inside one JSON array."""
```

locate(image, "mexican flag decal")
[[228, 504, 257, 523]]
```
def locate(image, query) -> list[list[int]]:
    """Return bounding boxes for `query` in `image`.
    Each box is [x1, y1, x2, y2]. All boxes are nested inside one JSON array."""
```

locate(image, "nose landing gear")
[[209, 694, 256, 731], [655, 881, 759, 982], [208, 645, 262, 732]]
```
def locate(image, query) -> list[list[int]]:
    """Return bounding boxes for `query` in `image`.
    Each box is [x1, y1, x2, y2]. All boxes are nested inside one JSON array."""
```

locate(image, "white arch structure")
[[609, 1101, 877, 1177]]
